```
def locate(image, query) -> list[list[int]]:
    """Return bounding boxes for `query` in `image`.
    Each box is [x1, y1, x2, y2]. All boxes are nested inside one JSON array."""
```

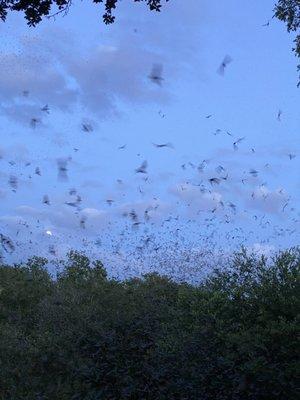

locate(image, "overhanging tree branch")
[[274, 0, 300, 85], [0, 0, 169, 25]]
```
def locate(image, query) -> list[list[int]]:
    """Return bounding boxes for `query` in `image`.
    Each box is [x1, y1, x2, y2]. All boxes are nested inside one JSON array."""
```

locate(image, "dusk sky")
[[0, 0, 299, 279]]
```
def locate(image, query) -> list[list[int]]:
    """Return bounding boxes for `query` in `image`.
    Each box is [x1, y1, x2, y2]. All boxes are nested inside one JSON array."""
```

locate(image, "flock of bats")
[[0, 55, 298, 270]]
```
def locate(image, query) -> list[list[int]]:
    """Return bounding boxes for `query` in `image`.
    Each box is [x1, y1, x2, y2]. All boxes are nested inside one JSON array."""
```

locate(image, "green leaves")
[[0, 248, 299, 399], [275, 0, 300, 85], [0, 0, 169, 26]]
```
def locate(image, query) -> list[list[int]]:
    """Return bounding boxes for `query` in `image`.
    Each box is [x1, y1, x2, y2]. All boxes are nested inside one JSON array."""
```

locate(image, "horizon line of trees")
[[0, 247, 299, 399]]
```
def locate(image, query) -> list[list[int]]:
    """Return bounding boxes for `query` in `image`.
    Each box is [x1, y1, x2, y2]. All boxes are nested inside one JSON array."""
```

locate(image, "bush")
[[0, 249, 299, 399]]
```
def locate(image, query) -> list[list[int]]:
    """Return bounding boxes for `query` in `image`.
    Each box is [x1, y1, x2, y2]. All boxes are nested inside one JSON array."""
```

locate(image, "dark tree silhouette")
[[274, 0, 300, 85], [0, 249, 299, 399], [0, 0, 169, 25]]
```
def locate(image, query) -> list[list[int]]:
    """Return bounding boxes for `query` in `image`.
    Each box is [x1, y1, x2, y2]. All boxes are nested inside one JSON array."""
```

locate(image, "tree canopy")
[[0, 249, 299, 399], [274, 0, 300, 84], [0, 0, 169, 25]]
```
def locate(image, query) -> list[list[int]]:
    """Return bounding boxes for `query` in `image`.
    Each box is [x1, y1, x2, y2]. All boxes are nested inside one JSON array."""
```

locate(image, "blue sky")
[[0, 0, 299, 277]]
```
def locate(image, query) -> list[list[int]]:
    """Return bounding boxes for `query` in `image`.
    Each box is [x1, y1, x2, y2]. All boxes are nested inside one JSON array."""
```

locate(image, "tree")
[[0, 248, 299, 399], [0, 0, 169, 26], [274, 0, 300, 85]]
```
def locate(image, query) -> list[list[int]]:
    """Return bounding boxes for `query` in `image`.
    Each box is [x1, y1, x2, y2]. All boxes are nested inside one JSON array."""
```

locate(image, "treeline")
[[0, 249, 299, 399]]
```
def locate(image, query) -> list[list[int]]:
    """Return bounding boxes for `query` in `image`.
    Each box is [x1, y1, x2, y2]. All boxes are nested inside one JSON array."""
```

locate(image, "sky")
[[0, 0, 299, 279]]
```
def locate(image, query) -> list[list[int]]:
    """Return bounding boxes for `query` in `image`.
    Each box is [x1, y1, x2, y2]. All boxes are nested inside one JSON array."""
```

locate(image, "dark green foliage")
[[0, 249, 299, 399], [274, 0, 300, 85], [0, 0, 169, 25]]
